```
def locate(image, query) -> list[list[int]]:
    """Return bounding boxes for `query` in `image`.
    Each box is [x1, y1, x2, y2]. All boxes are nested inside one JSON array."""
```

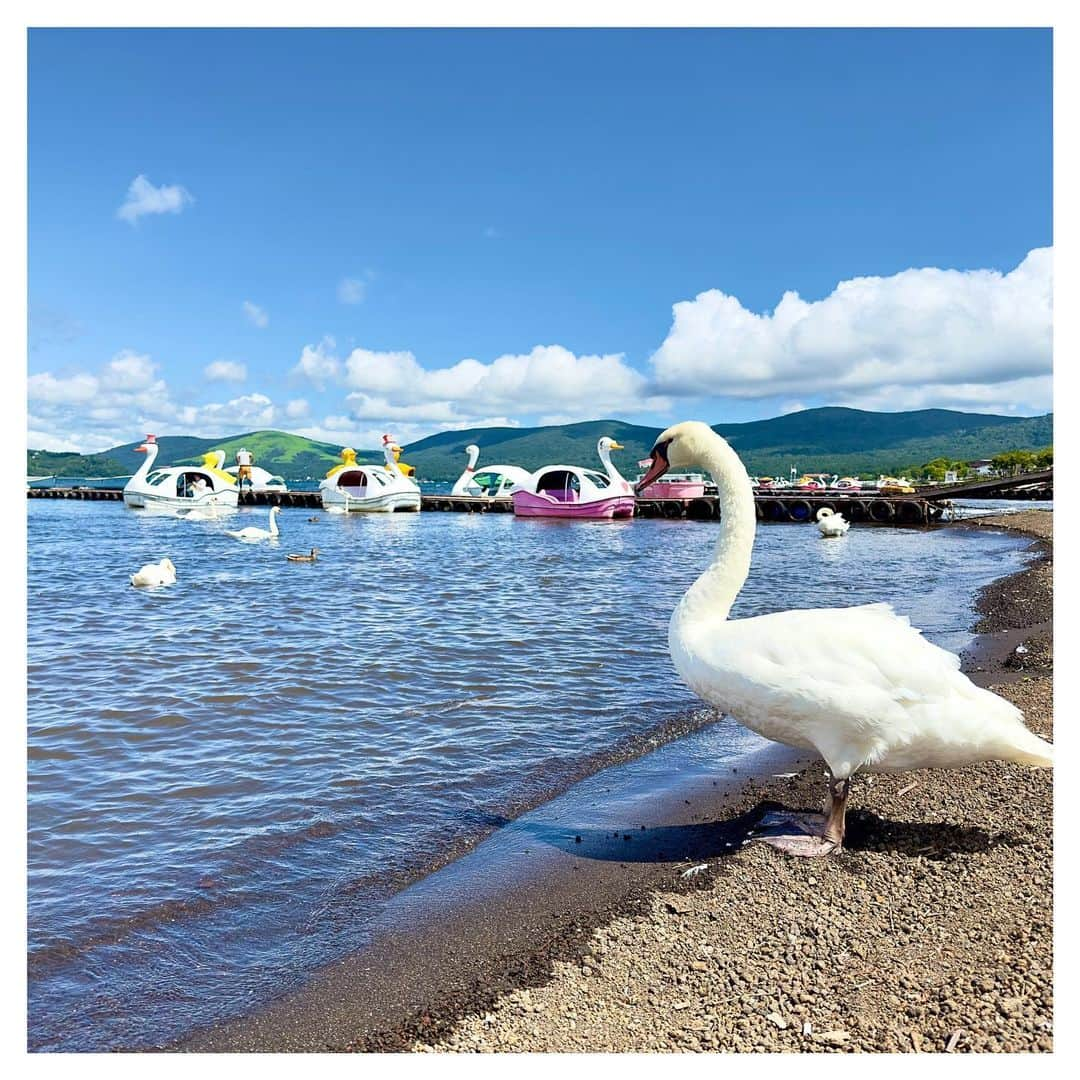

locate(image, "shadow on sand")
[[510, 800, 1016, 865]]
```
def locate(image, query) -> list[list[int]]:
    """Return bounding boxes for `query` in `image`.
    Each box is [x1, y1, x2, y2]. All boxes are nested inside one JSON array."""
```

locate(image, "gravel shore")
[[412, 510, 1054, 1054]]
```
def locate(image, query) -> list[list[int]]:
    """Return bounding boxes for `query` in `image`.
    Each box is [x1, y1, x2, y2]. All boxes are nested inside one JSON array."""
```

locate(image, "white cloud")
[[27, 371, 99, 405], [242, 300, 269, 328], [290, 342, 668, 429], [651, 248, 1052, 413], [290, 336, 339, 389], [116, 174, 193, 224], [835, 375, 1053, 416], [204, 359, 248, 383], [176, 393, 275, 431], [27, 424, 83, 454], [337, 277, 367, 305], [285, 398, 311, 419], [27, 349, 281, 452], [103, 350, 158, 390], [292, 417, 365, 447]]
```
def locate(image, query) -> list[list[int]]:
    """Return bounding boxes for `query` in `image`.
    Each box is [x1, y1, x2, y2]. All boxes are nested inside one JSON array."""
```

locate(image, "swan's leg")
[[755, 775, 849, 857], [822, 776, 850, 847]]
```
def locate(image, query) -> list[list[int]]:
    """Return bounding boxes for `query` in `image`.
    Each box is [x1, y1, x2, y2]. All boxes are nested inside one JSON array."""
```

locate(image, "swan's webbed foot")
[[753, 777, 850, 858], [761, 831, 839, 857], [754, 811, 839, 857]]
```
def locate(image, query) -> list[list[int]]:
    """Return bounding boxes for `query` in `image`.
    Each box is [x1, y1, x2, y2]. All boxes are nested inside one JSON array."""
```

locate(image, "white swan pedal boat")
[[319, 439, 421, 513], [123, 436, 239, 511], [451, 444, 531, 497]]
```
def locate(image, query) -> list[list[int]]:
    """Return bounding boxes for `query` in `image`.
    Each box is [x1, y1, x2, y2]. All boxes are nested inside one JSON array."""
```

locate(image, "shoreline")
[[180, 510, 1052, 1054]]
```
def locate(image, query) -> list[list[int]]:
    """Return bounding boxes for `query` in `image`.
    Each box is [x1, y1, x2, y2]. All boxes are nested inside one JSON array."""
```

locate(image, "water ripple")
[[27, 499, 1031, 1050]]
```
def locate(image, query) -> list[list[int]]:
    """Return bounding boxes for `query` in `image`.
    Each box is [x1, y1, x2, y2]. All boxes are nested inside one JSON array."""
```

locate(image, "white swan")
[[131, 557, 176, 587], [225, 505, 281, 542], [816, 507, 850, 538], [637, 422, 1053, 856]]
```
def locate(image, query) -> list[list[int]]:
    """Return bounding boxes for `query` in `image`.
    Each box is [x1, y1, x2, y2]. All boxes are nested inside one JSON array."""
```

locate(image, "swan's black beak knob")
[[635, 443, 671, 494]]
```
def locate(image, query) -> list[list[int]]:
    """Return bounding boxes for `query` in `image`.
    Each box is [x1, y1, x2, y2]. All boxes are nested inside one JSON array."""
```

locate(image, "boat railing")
[[27, 474, 133, 489]]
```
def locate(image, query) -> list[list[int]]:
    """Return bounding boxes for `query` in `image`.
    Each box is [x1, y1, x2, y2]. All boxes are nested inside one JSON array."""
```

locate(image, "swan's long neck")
[[466, 445, 479, 471], [269, 508, 279, 536], [597, 443, 624, 485], [671, 433, 756, 635]]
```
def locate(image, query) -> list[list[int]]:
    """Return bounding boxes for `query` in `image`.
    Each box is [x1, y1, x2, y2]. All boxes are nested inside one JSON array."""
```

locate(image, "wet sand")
[[183, 510, 1052, 1054]]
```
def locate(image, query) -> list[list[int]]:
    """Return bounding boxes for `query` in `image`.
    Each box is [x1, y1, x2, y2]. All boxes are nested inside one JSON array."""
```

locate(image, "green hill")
[[401, 409, 1053, 480], [26, 449, 126, 479], [27, 409, 1053, 482], [713, 408, 1053, 477], [93, 430, 380, 480]]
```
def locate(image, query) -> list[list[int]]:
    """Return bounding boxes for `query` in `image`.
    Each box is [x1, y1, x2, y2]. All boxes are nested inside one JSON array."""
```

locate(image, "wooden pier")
[[28, 466, 1051, 525], [27, 486, 947, 523]]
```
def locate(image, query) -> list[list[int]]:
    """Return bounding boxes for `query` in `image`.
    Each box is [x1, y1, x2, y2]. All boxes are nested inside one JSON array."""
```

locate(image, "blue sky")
[[28, 27, 1052, 452]]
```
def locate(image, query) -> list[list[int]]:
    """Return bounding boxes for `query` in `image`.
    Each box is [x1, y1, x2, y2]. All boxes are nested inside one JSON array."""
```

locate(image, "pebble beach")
[[404, 510, 1053, 1054]]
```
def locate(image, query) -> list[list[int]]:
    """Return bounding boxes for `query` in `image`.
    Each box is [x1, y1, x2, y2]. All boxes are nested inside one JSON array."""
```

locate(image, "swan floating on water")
[[636, 421, 1053, 856], [130, 557, 176, 588], [225, 505, 281, 542], [816, 507, 850, 538]]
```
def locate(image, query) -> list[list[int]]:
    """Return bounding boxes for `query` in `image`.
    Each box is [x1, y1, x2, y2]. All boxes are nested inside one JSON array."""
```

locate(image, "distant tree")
[[920, 457, 952, 482], [1035, 446, 1053, 468], [991, 449, 1038, 475]]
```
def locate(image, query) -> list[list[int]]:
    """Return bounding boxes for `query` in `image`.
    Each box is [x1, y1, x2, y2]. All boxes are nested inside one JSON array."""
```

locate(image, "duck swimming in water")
[[286, 548, 320, 563], [637, 421, 1053, 856]]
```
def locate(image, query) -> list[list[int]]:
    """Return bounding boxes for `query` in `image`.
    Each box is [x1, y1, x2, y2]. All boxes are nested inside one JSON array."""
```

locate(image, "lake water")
[[27, 501, 1033, 1050]]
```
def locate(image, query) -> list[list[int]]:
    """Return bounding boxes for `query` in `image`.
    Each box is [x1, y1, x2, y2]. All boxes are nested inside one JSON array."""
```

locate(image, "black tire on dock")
[[846, 500, 867, 522], [689, 498, 714, 521], [663, 500, 684, 519], [897, 501, 924, 524], [869, 499, 894, 523], [761, 499, 784, 522], [788, 500, 813, 523]]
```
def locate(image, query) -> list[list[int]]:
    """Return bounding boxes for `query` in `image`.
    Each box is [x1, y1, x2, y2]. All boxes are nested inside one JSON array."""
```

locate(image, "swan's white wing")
[[678, 603, 1024, 774]]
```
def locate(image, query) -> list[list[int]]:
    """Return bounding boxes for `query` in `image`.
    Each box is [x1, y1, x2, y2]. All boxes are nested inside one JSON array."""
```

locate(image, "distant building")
[[968, 459, 994, 476]]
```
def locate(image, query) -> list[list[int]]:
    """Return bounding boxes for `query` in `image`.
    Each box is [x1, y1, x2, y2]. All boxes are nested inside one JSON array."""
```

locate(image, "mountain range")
[[27, 407, 1053, 482]]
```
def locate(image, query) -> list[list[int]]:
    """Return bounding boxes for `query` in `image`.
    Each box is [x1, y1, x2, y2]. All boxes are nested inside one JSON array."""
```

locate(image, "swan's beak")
[[635, 445, 670, 493], [610, 441, 625, 450], [135, 446, 148, 454]]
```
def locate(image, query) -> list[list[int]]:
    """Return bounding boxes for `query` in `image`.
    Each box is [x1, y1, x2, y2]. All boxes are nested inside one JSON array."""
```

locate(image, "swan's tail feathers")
[[1003, 728, 1054, 768]]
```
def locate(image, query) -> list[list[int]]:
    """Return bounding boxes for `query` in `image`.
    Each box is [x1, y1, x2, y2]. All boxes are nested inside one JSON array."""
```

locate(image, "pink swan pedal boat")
[[512, 437, 636, 519], [635, 460, 707, 498]]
